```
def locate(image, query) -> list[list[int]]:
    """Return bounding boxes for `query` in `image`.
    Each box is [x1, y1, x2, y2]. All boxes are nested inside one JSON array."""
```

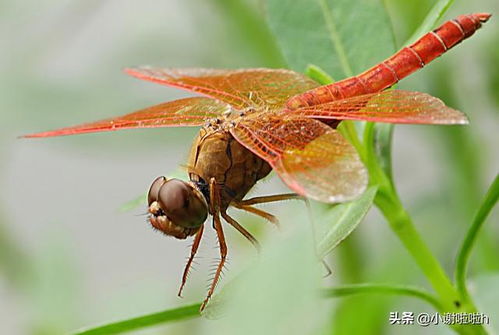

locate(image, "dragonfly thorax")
[[187, 125, 272, 210]]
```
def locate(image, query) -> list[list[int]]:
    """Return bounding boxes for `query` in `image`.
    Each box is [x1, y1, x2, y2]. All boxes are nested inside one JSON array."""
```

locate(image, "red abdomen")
[[287, 13, 491, 109]]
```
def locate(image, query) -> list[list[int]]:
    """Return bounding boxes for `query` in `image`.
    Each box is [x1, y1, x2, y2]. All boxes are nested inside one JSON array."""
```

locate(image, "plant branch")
[[321, 283, 443, 311], [374, 191, 460, 310], [363, 122, 460, 310], [455, 174, 499, 299]]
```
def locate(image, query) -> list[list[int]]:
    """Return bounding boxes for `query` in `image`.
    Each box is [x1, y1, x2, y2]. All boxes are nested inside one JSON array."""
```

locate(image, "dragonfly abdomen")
[[358, 13, 490, 92], [287, 13, 490, 109]]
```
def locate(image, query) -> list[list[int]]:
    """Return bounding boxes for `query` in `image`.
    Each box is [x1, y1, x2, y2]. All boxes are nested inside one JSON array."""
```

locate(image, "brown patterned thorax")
[[187, 123, 272, 210]]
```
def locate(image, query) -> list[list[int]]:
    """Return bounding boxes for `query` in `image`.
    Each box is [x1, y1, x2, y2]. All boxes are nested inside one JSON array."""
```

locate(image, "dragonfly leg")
[[236, 193, 303, 206], [238, 193, 332, 276], [232, 203, 279, 228], [201, 178, 227, 311], [221, 210, 260, 252], [178, 224, 204, 297], [233, 193, 303, 228]]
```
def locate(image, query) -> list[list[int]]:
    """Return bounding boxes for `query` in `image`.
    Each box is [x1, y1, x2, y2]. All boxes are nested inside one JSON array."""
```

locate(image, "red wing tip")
[[22, 128, 97, 138], [123, 67, 140, 76], [123, 66, 152, 78], [452, 110, 470, 125], [460, 117, 470, 125], [21, 132, 64, 138], [21, 132, 43, 138], [474, 13, 492, 22]]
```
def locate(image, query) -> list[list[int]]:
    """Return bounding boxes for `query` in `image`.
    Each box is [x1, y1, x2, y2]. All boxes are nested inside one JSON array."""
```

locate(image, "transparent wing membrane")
[[125, 67, 319, 109], [288, 90, 468, 125], [231, 113, 367, 203], [24, 97, 230, 138]]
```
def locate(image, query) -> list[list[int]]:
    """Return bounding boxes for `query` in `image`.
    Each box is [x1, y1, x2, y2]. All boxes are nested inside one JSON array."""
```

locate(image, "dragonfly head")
[[147, 177, 208, 239]]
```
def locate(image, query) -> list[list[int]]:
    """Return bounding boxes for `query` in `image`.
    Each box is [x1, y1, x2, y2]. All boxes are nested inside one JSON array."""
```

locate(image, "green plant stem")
[[361, 123, 486, 335], [340, 121, 366, 162], [361, 123, 458, 309], [374, 190, 460, 310], [72, 303, 201, 335], [455, 174, 499, 300], [322, 284, 442, 311]]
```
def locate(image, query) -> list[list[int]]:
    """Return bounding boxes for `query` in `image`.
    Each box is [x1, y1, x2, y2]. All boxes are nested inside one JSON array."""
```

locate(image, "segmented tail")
[[287, 13, 491, 109]]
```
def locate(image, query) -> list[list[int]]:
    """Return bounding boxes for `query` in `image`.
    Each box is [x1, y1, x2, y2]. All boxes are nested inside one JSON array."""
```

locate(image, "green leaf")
[[71, 303, 201, 335], [266, 0, 395, 78], [317, 186, 377, 257], [209, 0, 286, 67], [455, 174, 499, 299], [404, 0, 455, 45], [305, 64, 334, 84], [202, 209, 326, 335]]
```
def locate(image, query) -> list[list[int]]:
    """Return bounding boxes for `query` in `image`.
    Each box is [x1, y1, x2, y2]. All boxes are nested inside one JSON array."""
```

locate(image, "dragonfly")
[[25, 13, 490, 309]]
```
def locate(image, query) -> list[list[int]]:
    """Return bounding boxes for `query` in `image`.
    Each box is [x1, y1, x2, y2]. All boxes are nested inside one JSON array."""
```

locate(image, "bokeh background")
[[1, 0, 498, 334]]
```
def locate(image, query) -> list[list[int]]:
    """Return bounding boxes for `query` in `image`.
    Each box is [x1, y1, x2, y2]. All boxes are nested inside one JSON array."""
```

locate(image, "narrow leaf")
[[72, 303, 201, 335], [405, 0, 455, 45], [305, 64, 334, 84], [318, 186, 377, 257], [322, 283, 443, 311], [455, 174, 499, 298]]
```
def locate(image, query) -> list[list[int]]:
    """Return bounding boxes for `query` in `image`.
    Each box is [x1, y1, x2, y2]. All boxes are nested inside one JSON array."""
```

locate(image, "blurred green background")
[[0, 0, 498, 334]]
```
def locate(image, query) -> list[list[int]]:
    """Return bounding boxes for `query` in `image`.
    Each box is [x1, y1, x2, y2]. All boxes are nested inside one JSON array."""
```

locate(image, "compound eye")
[[157, 179, 208, 229], [157, 179, 191, 216], [148, 176, 166, 205]]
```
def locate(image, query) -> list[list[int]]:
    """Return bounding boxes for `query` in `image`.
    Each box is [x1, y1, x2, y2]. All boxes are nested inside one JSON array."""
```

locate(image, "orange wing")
[[24, 97, 230, 138], [125, 67, 319, 109], [287, 90, 468, 125], [230, 113, 368, 203]]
